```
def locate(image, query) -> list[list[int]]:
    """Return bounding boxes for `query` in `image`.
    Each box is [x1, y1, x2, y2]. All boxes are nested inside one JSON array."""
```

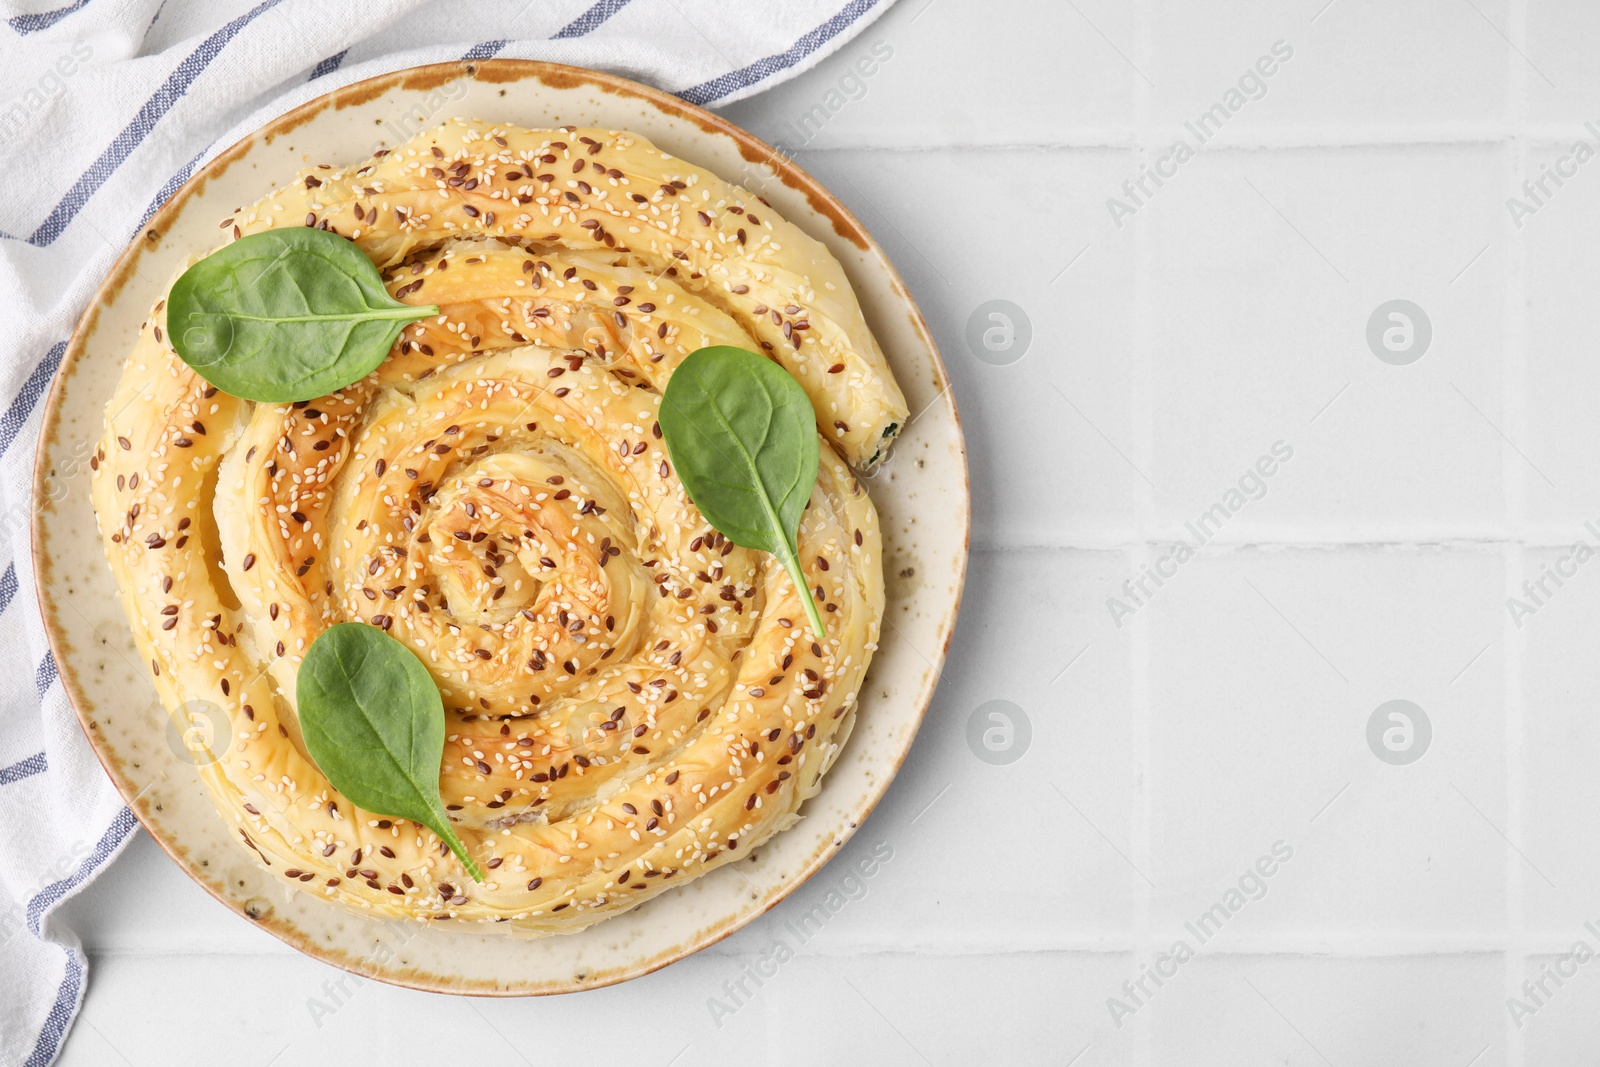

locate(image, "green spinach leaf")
[[297, 623, 483, 883], [167, 228, 437, 403], [660, 345, 827, 639]]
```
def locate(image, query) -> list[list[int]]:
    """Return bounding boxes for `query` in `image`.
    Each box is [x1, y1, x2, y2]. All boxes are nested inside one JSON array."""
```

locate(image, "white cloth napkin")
[[0, 0, 895, 1061]]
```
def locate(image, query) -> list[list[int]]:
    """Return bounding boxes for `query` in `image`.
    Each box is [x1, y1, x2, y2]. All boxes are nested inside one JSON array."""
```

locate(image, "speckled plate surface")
[[32, 60, 967, 995]]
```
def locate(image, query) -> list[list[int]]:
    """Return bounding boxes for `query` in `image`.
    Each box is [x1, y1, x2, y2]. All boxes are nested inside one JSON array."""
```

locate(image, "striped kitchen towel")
[[0, 0, 896, 1062]]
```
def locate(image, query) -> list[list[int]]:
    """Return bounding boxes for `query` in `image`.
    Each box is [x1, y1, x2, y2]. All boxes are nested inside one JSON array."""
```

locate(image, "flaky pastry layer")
[[89, 120, 894, 934]]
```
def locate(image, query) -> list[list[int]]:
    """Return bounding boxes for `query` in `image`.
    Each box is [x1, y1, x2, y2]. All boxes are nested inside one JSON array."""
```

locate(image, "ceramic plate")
[[32, 60, 967, 994]]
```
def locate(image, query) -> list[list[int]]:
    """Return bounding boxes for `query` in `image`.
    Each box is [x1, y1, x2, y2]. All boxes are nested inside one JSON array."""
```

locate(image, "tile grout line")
[[1128, 2, 1155, 1065], [89, 932, 1600, 959], [1504, 3, 1529, 1064], [786, 123, 1600, 154], [966, 533, 1600, 552]]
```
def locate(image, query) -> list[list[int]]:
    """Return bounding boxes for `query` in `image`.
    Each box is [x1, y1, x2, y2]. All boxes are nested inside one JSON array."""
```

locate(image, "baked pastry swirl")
[[89, 119, 901, 933]]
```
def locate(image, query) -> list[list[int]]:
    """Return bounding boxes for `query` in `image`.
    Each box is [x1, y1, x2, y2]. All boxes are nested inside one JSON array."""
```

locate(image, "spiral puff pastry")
[[88, 120, 903, 933]]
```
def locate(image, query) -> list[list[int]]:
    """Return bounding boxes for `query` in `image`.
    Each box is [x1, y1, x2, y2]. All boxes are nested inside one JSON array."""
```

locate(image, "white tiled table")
[[58, 1, 1600, 1063]]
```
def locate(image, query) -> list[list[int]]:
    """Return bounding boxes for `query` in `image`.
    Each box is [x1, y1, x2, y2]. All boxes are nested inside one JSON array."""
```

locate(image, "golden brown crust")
[[89, 121, 893, 935]]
